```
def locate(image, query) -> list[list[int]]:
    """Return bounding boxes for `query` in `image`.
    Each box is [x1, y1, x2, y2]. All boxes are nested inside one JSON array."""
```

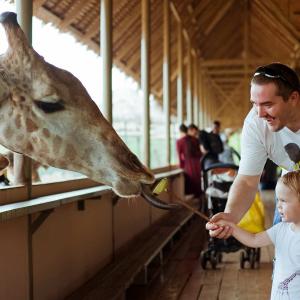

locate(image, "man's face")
[[188, 128, 198, 137], [213, 124, 220, 134], [250, 82, 293, 132]]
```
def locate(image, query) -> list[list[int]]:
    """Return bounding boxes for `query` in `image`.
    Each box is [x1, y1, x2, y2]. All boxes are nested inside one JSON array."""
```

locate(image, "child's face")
[[276, 181, 300, 223]]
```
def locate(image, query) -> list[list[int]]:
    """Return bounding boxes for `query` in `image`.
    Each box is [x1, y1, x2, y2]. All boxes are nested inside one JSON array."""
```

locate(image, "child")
[[211, 170, 300, 300]]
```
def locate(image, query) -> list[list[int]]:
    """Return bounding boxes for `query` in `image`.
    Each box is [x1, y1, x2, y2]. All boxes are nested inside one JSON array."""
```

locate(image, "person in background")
[[199, 120, 224, 168], [219, 128, 236, 164], [187, 123, 199, 138], [176, 123, 202, 200], [176, 124, 188, 169], [212, 171, 300, 300]]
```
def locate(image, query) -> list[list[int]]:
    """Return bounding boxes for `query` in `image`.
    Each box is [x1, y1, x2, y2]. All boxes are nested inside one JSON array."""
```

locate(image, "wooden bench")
[[66, 208, 196, 300]]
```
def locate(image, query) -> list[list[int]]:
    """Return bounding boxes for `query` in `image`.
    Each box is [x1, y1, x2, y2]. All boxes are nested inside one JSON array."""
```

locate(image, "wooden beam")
[[170, 1, 181, 22], [201, 58, 290, 67], [214, 80, 245, 117], [190, 0, 211, 20], [254, 0, 299, 48], [207, 69, 253, 75], [115, 21, 141, 59], [83, 16, 100, 41], [33, 0, 45, 13], [204, 0, 234, 36], [113, 5, 140, 51], [206, 75, 239, 114], [59, 0, 90, 29]]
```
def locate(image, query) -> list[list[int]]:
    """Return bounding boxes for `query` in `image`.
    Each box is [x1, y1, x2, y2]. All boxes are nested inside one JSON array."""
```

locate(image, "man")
[[207, 63, 300, 238], [199, 120, 224, 168], [187, 123, 199, 139]]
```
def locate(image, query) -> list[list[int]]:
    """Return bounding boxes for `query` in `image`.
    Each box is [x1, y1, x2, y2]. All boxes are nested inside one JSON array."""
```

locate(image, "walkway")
[[128, 190, 275, 300]]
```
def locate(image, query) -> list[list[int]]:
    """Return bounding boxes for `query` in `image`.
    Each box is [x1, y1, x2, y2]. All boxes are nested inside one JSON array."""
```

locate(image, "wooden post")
[[101, 0, 112, 123], [15, 0, 32, 194], [193, 55, 199, 126], [198, 67, 204, 129], [16, 2, 33, 300], [177, 21, 184, 125], [186, 41, 193, 124], [163, 0, 171, 164], [141, 0, 150, 167]]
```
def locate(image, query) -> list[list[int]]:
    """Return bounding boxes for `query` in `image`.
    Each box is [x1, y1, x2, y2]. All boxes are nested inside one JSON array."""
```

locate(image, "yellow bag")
[[238, 192, 265, 233]]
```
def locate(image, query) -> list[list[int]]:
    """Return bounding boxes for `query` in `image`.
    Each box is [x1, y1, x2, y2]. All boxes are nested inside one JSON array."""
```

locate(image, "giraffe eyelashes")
[[34, 100, 65, 113]]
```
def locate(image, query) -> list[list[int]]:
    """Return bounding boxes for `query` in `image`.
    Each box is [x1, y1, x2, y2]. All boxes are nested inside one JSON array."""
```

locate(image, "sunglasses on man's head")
[[253, 67, 299, 91]]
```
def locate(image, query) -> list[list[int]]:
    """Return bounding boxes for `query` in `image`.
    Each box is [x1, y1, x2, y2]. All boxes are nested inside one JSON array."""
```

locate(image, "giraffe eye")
[[34, 100, 65, 113]]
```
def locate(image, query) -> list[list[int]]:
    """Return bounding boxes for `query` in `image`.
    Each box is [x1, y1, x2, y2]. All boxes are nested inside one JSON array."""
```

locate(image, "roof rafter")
[[204, 0, 235, 36]]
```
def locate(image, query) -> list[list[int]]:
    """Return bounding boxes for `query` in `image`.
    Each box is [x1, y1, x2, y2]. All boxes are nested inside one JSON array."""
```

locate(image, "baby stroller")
[[200, 154, 263, 269]]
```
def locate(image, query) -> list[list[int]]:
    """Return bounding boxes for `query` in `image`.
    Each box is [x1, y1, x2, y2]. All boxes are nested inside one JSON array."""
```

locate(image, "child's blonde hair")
[[279, 170, 300, 199]]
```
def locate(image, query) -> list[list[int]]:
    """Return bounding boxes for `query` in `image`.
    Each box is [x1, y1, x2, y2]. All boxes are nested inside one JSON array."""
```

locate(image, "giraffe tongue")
[[141, 184, 178, 210]]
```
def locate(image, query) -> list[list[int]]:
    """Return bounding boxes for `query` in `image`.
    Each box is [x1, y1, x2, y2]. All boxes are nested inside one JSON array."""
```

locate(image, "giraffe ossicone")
[[0, 12, 173, 209]]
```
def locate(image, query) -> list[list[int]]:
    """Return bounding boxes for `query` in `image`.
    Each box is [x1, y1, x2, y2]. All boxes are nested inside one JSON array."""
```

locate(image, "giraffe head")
[[0, 12, 172, 209]]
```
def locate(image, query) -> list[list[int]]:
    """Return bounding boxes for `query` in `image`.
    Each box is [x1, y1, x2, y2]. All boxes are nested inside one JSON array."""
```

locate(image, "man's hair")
[[251, 63, 300, 101], [279, 170, 300, 199], [188, 124, 198, 131], [179, 124, 187, 133], [213, 120, 221, 127]]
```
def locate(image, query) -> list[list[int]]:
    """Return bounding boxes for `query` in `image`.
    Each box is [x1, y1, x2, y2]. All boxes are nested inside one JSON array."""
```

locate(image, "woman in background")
[[176, 124, 202, 199]]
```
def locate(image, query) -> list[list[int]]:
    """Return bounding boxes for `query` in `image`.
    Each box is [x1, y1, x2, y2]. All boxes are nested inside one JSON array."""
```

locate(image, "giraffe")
[[0, 12, 173, 209]]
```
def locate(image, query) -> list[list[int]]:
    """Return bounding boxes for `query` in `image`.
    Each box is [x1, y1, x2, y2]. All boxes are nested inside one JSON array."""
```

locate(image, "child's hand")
[[211, 221, 234, 237]]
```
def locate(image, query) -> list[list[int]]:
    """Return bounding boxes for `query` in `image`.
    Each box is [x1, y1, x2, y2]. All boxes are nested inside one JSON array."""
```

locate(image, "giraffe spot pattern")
[[4, 126, 13, 139], [42, 128, 50, 138], [65, 144, 77, 161], [15, 114, 21, 129], [26, 118, 38, 132], [53, 135, 62, 154], [26, 141, 33, 152]]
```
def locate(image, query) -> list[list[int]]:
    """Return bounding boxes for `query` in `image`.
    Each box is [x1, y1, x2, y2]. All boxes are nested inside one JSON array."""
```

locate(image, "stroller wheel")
[[255, 248, 261, 263], [240, 251, 246, 269], [200, 251, 208, 269], [217, 252, 223, 263], [210, 251, 218, 269], [249, 250, 256, 269]]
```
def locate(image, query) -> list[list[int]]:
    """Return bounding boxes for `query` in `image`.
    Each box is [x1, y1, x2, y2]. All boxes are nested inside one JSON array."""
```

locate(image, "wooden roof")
[[20, 1, 300, 127]]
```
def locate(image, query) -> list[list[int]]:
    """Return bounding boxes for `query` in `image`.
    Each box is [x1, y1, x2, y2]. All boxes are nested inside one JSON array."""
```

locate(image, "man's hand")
[[206, 212, 234, 239]]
